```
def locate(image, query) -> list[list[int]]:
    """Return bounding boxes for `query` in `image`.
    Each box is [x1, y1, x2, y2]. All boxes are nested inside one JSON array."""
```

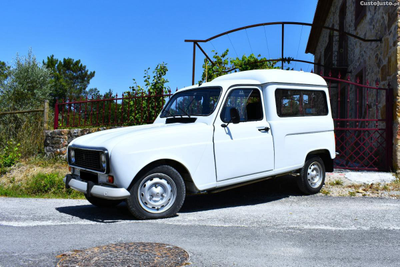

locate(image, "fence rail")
[[54, 91, 175, 129], [0, 100, 49, 130]]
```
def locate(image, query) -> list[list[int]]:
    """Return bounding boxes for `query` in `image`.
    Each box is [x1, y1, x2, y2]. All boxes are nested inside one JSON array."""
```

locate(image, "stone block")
[[55, 148, 67, 156], [396, 96, 400, 118], [383, 37, 389, 58], [44, 127, 123, 159], [397, 46, 400, 69], [394, 144, 400, 170], [380, 64, 388, 82], [387, 7, 397, 29], [44, 147, 55, 153], [389, 49, 397, 75]]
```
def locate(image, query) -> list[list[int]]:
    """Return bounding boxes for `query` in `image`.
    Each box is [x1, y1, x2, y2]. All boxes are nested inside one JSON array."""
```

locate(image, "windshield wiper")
[[178, 107, 191, 118]]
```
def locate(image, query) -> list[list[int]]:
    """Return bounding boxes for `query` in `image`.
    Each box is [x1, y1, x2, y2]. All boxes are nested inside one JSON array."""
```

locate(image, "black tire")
[[297, 156, 325, 195], [85, 194, 123, 208], [127, 165, 186, 220]]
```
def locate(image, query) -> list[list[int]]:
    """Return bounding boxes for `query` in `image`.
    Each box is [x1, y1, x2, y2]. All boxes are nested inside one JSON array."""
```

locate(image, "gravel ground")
[[321, 172, 400, 199]]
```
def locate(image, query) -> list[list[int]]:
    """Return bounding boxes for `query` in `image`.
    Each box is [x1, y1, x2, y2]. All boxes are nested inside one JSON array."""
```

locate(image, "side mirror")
[[221, 108, 240, 128], [230, 108, 240, 124]]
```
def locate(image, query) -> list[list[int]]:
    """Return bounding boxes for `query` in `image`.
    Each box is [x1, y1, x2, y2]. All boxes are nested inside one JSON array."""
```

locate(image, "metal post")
[[43, 100, 49, 130], [53, 100, 59, 130], [386, 84, 394, 171], [192, 42, 196, 85], [281, 24, 284, 70]]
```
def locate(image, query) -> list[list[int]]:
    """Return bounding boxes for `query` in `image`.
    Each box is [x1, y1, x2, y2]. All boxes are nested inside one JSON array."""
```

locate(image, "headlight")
[[100, 152, 107, 170], [70, 149, 75, 164]]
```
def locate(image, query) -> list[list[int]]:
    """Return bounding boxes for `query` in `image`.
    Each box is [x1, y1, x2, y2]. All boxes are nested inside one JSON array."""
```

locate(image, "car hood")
[[69, 122, 209, 152]]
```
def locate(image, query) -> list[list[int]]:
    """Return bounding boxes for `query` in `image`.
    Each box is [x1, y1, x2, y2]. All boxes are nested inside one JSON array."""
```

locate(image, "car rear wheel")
[[127, 165, 186, 220], [297, 156, 325, 194]]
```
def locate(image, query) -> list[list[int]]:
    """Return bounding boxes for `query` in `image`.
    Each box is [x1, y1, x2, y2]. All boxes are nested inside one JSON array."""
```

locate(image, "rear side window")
[[275, 89, 328, 117]]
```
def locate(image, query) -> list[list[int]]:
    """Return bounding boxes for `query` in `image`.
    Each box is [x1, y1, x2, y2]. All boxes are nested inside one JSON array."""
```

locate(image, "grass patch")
[[348, 191, 356, 197], [0, 156, 84, 199], [329, 179, 344, 186], [320, 188, 330, 195], [0, 171, 83, 198]]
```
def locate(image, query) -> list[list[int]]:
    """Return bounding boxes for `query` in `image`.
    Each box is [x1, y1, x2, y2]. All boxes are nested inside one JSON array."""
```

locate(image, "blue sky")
[[1, 0, 318, 97]]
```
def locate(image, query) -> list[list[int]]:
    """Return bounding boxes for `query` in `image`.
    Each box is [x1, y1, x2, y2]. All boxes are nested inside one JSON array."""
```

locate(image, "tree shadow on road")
[[56, 175, 302, 221], [180, 175, 302, 213]]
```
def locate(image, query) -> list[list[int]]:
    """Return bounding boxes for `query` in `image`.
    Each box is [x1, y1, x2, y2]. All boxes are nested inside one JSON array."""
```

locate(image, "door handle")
[[257, 126, 270, 132]]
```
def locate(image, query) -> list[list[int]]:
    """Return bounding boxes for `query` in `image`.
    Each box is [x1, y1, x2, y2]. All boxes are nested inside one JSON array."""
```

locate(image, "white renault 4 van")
[[65, 70, 336, 219]]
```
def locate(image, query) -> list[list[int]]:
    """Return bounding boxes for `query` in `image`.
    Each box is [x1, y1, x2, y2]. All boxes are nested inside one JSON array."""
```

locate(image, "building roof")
[[305, 0, 333, 55]]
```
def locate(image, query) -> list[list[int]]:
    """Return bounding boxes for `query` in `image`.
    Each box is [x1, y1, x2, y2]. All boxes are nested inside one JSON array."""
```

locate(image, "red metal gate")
[[324, 74, 393, 171]]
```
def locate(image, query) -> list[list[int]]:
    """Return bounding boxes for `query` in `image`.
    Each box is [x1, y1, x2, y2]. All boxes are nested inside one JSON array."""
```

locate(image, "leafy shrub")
[[26, 172, 65, 194], [0, 140, 21, 168]]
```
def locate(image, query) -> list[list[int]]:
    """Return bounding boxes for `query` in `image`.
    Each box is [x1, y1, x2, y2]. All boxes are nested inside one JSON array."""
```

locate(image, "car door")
[[213, 87, 274, 181]]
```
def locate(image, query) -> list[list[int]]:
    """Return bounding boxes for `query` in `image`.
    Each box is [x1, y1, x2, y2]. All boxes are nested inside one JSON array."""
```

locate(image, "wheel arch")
[[128, 159, 199, 194], [305, 149, 333, 172]]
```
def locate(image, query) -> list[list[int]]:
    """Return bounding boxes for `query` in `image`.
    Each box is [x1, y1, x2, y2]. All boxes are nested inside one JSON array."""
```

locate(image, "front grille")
[[74, 149, 103, 172]]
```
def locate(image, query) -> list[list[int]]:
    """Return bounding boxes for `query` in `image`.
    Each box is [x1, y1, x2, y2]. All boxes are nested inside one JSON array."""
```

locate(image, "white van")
[[65, 69, 336, 219]]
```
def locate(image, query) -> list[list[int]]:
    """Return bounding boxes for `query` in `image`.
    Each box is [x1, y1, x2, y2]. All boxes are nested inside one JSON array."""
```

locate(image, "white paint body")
[[67, 70, 335, 198]]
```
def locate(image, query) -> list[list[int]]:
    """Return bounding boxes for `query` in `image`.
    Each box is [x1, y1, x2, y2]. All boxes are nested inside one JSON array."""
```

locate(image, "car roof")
[[210, 69, 327, 86], [178, 69, 327, 92]]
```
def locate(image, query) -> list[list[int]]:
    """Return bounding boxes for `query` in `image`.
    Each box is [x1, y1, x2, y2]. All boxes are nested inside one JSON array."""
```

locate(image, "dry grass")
[[321, 174, 400, 199], [0, 157, 68, 187], [0, 157, 82, 198]]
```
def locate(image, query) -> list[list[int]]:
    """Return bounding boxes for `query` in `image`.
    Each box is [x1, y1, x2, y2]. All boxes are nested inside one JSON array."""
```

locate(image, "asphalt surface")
[[0, 177, 400, 266]]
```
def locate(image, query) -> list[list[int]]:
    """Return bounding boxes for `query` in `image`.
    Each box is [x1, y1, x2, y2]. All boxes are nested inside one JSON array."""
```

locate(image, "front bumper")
[[64, 174, 130, 200]]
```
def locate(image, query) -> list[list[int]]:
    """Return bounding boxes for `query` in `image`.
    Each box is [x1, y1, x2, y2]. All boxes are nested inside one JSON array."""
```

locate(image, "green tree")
[[125, 63, 170, 124], [84, 88, 102, 99], [231, 53, 278, 71], [43, 55, 95, 105], [201, 49, 231, 82], [0, 50, 51, 158], [0, 61, 10, 81], [201, 49, 293, 83], [0, 61, 10, 96], [129, 63, 170, 95], [0, 50, 51, 110]]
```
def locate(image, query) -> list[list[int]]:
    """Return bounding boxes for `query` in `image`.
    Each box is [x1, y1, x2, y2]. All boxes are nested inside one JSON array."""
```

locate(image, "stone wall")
[[44, 127, 117, 158], [395, 4, 400, 171], [313, 0, 397, 87], [312, 0, 399, 170]]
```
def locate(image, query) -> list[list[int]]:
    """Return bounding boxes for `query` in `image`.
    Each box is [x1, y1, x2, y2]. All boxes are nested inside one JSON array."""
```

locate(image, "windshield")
[[161, 87, 222, 117]]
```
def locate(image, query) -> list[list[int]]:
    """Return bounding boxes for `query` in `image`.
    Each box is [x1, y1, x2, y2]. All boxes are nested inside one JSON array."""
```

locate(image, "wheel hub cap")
[[307, 162, 323, 188], [138, 177, 176, 213]]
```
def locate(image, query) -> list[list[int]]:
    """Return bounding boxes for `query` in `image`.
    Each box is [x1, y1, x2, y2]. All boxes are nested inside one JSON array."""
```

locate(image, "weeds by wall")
[[0, 112, 44, 158]]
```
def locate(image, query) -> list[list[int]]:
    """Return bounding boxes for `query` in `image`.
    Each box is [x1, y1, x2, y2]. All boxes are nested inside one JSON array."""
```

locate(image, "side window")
[[275, 89, 328, 117], [220, 89, 263, 123]]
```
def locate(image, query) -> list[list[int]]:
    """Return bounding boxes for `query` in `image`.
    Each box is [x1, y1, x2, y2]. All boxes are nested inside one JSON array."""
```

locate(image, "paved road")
[[0, 178, 400, 266]]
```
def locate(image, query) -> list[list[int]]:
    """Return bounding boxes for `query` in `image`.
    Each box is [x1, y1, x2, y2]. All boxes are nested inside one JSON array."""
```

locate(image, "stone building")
[[306, 0, 399, 171]]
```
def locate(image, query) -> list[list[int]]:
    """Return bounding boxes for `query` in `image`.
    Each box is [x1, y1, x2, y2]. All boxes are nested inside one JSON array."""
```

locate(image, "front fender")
[[110, 125, 217, 191]]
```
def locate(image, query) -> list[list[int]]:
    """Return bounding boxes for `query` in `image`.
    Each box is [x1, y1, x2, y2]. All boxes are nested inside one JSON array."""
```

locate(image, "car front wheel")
[[127, 165, 186, 220]]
